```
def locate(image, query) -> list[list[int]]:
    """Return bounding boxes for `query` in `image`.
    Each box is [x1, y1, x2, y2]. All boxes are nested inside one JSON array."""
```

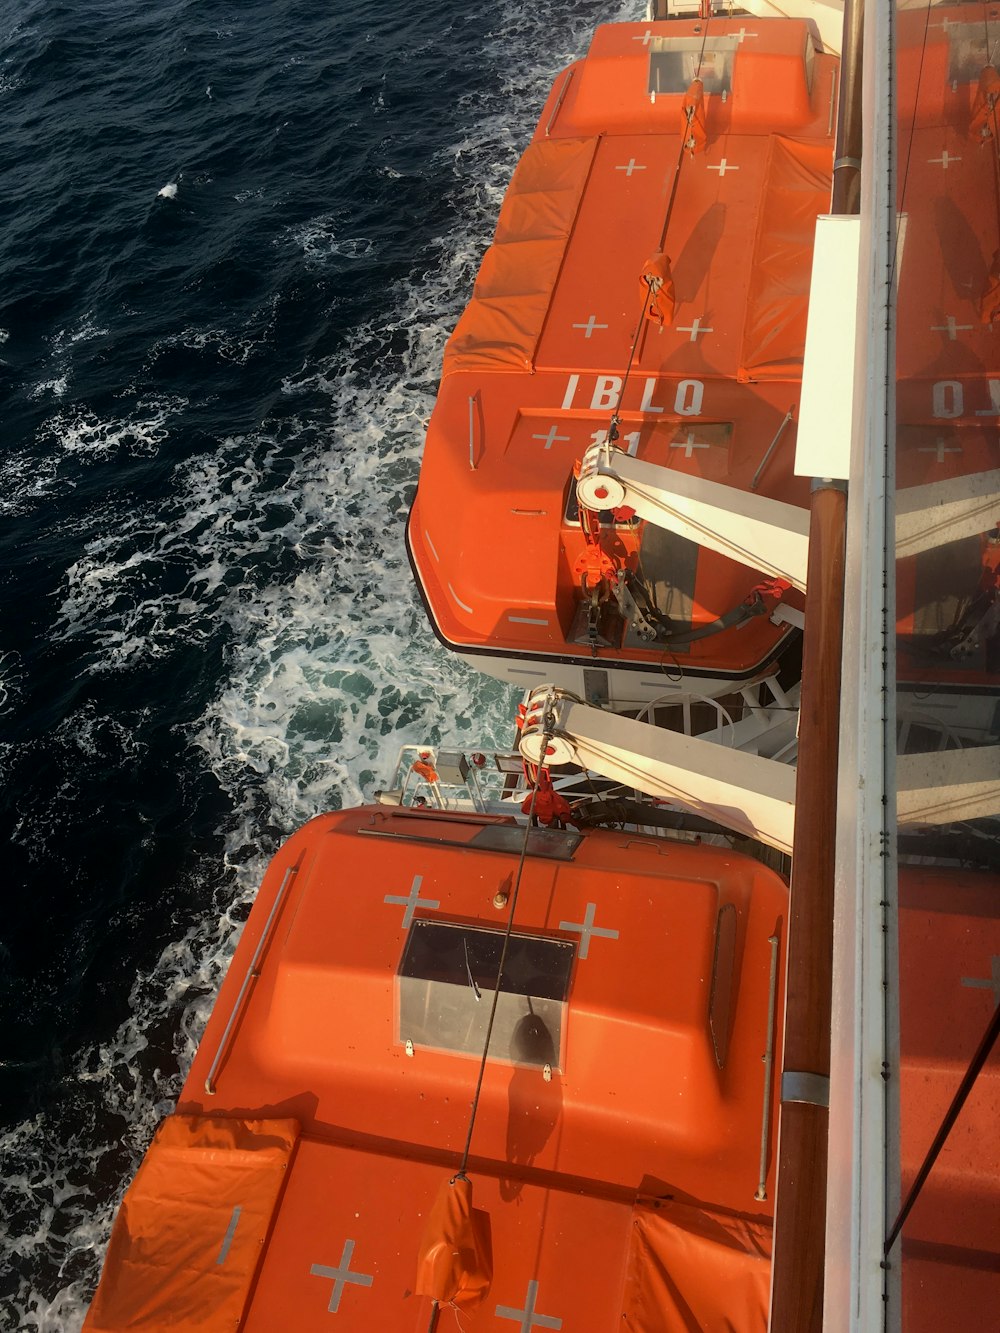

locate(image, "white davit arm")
[[897, 746, 1000, 825], [896, 470, 1000, 560], [576, 440, 810, 591], [518, 686, 796, 853], [735, 1, 844, 56], [647, 1, 845, 56]]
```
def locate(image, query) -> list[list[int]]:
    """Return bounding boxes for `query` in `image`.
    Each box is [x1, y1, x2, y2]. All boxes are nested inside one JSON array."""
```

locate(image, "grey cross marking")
[[310, 1239, 374, 1314], [496, 1279, 563, 1330], [384, 874, 440, 929], [962, 955, 1000, 1007], [558, 901, 620, 960]]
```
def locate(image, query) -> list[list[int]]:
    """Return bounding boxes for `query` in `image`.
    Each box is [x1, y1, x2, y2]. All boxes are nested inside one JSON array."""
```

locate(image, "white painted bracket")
[[797, 216, 862, 481], [518, 687, 796, 852], [576, 442, 810, 590], [896, 470, 1000, 560], [897, 745, 1000, 825], [739, 0, 844, 55]]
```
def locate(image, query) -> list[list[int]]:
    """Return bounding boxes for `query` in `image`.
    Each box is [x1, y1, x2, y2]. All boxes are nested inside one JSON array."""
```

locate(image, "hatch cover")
[[397, 920, 574, 1069]]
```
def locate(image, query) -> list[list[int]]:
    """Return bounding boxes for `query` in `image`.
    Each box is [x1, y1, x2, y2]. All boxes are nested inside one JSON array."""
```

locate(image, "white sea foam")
[[9, 4, 644, 1327], [0, 327, 9, 344], [28, 375, 69, 401], [23, 317, 112, 404], [59, 314, 110, 348], [284, 214, 375, 265], [0, 447, 64, 516], [55, 397, 183, 460], [153, 296, 278, 365], [0, 651, 21, 715], [0, 399, 183, 519], [157, 181, 178, 200]]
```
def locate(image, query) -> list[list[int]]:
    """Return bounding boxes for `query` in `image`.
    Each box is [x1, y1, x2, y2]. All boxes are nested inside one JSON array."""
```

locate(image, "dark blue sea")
[[0, 0, 637, 1325]]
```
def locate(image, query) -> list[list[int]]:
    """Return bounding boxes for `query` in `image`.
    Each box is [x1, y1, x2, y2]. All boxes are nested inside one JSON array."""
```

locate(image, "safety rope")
[[885, 998, 1000, 1254], [984, 27, 1000, 262], [453, 710, 555, 1179], [605, 16, 712, 449], [986, 7, 995, 71], [891, 0, 932, 289]]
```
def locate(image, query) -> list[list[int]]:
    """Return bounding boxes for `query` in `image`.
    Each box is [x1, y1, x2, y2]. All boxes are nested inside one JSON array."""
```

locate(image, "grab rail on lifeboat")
[[204, 861, 300, 1095]]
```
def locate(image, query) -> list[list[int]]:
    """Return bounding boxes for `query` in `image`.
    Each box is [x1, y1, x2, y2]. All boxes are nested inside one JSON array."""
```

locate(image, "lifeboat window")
[[469, 824, 581, 860], [397, 920, 574, 1068], [647, 36, 738, 97], [947, 23, 1000, 83], [708, 904, 738, 1069], [360, 820, 581, 860]]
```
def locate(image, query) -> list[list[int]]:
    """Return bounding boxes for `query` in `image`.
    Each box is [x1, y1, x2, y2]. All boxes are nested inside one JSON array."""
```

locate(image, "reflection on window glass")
[[398, 921, 575, 1068], [893, 5, 1000, 1325]]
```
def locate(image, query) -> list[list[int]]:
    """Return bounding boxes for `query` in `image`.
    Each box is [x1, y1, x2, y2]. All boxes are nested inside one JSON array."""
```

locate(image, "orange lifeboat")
[[81, 794, 1000, 1330], [82, 8, 1000, 1332], [85, 803, 790, 1330], [408, 17, 838, 710]]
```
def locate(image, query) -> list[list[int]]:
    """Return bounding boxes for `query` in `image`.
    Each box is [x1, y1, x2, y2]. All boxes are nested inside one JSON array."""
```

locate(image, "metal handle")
[[205, 863, 299, 1094], [545, 68, 574, 138], [751, 407, 795, 491]]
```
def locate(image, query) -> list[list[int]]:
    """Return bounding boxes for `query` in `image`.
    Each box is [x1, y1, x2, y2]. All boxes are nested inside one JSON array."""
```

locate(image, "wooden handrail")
[[769, 0, 863, 1321], [768, 481, 848, 1332]]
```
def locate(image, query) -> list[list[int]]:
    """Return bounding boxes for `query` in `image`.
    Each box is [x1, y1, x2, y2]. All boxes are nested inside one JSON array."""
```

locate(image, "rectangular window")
[[469, 825, 581, 860], [648, 36, 738, 97], [397, 920, 575, 1069]]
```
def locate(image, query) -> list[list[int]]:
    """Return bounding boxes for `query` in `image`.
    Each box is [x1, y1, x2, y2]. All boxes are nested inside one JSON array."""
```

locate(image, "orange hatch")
[[407, 18, 837, 698]]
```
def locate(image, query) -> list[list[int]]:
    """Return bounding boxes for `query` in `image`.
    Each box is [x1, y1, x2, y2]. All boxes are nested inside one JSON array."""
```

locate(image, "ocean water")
[[0, 0, 641, 1326]]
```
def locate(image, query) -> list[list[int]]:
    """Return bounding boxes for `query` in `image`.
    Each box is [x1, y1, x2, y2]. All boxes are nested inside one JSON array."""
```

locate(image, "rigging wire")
[[884, 998, 1000, 1254], [606, 16, 712, 447], [984, 25, 1000, 260], [577, 20, 715, 661], [890, 0, 933, 291], [453, 710, 555, 1179]]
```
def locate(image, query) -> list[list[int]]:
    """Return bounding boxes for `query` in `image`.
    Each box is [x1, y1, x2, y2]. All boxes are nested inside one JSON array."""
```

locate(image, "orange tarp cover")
[[414, 1175, 493, 1311], [681, 79, 707, 157], [641, 252, 676, 327], [443, 137, 598, 375], [84, 1114, 299, 1333], [621, 1197, 772, 1332], [739, 136, 832, 382]]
